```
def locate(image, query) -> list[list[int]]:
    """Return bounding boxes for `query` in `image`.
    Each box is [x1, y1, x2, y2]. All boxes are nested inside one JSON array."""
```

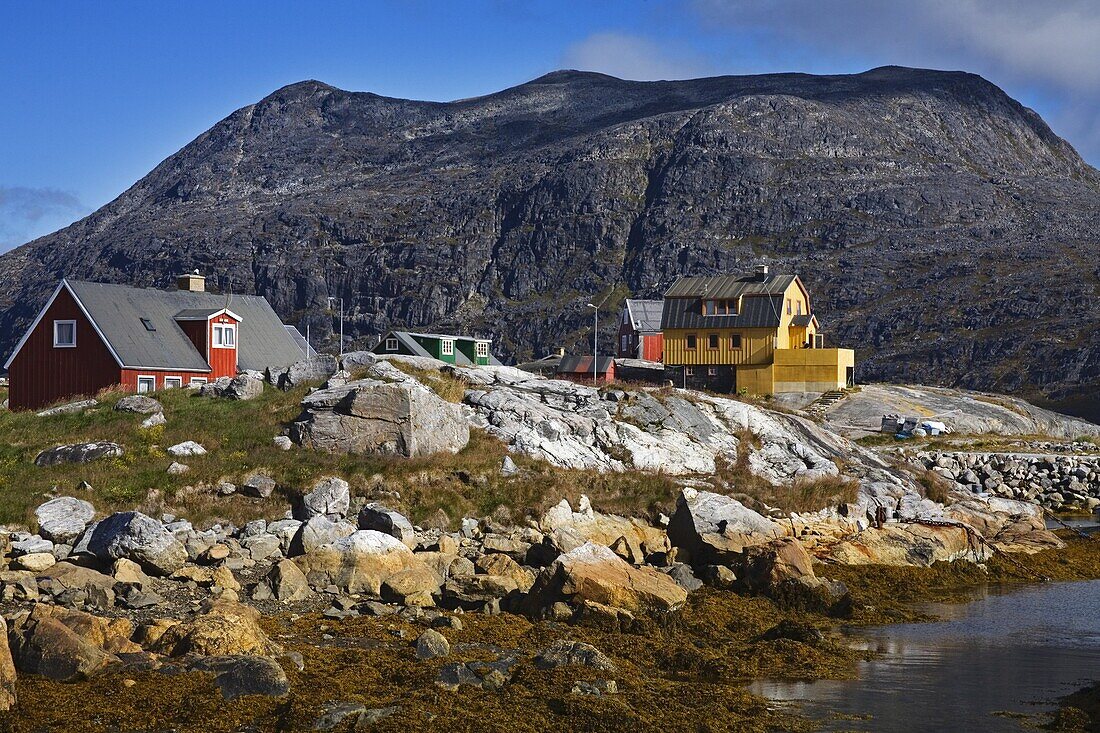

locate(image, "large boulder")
[[34, 442, 123, 467], [821, 523, 989, 566], [524, 542, 688, 616], [76, 511, 188, 576], [541, 496, 668, 561], [294, 530, 440, 597], [288, 516, 356, 556], [200, 373, 265, 401], [0, 616, 15, 711], [668, 488, 784, 565], [736, 537, 815, 594], [35, 496, 96, 543], [195, 655, 289, 700], [36, 399, 98, 417], [152, 600, 281, 657], [8, 605, 123, 682], [296, 477, 351, 521], [357, 503, 417, 547], [290, 378, 469, 457], [263, 559, 312, 602], [272, 355, 339, 391], [114, 395, 163, 414]]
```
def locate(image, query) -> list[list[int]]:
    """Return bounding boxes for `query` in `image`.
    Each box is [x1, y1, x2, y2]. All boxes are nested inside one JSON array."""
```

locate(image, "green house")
[[372, 330, 497, 366]]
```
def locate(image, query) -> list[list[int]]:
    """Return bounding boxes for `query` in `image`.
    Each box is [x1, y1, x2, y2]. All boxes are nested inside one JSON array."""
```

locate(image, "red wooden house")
[[616, 299, 664, 361], [4, 275, 311, 411]]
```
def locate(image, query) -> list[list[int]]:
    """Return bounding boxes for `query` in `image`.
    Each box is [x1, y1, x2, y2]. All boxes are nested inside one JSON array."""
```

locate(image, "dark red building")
[[616, 299, 664, 361], [556, 355, 616, 385], [4, 275, 310, 411]]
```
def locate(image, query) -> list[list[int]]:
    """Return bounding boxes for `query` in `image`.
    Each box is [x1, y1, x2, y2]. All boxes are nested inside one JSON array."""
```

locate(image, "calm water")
[[749, 580, 1100, 732]]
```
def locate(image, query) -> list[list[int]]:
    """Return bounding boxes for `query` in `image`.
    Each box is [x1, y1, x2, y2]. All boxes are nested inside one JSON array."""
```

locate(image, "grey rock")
[[240, 474, 277, 499], [289, 515, 356, 556], [36, 399, 98, 417], [167, 441, 206, 457], [35, 497, 95, 544], [298, 476, 351, 521], [34, 442, 123, 467], [167, 461, 190, 475], [140, 412, 167, 429], [77, 511, 188, 575], [357, 503, 416, 547], [114, 395, 163, 414], [193, 656, 289, 700], [534, 640, 614, 671], [273, 435, 293, 451], [414, 629, 451, 660], [275, 355, 339, 391]]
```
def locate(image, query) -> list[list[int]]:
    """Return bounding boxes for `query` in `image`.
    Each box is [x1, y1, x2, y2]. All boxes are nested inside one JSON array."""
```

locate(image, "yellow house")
[[661, 266, 855, 395]]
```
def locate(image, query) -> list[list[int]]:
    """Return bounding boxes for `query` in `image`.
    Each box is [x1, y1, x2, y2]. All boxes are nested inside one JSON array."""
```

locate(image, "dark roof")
[[557, 355, 614, 375], [661, 293, 785, 330], [790, 314, 815, 327], [63, 280, 307, 372], [625, 299, 663, 333], [174, 307, 226, 320], [664, 273, 797, 299]]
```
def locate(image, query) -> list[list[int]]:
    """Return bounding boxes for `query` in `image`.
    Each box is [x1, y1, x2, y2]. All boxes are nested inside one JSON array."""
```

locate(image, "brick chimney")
[[177, 272, 206, 292]]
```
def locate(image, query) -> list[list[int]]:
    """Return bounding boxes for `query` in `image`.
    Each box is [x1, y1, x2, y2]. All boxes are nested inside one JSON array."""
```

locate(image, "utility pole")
[[586, 302, 598, 384], [327, 296, 344, 357]]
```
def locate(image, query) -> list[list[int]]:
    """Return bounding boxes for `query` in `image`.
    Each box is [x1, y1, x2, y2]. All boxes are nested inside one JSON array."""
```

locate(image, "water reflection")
[[748, 581, 1100, 732]]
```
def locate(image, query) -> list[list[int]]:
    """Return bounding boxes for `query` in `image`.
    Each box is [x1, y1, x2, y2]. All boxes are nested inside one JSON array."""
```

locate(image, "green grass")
[[0, 382, 683, 531]]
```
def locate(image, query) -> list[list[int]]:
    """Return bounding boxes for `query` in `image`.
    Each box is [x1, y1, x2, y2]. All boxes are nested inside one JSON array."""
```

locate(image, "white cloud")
[[0, 186, 87, 251], [561, 32, 708, 81]]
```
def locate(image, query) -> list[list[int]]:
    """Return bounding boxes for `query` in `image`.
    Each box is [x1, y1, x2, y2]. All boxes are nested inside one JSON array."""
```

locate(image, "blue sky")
[[3, 0, 1099, 251]]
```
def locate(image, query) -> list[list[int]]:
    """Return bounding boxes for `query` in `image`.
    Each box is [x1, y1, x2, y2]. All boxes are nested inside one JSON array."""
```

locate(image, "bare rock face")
[[34, 442, 123, 467], [822, 523, 989, 566], [293, 530, 440, 597], [199, 373, 265, 400], [296, 476, 351, 521], [35, 496, 96, 544], [524, 542, 688, 616], [540, 496, 669, 562], [291, 378, 469, 457], [272, 356, 339, 391], [8, 605, 130, 682], [668, 488, 785, 565]]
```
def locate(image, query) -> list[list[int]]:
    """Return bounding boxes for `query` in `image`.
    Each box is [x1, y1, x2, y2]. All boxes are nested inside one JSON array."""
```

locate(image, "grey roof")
[[284, 326, 319, 358], [174, 307, 224, 320], [662, 292, 786, 330], [374, 330, 500, 366], [664, 273, 798, 299], [65, 280, 307, 372], [625, 299, 663, 333]]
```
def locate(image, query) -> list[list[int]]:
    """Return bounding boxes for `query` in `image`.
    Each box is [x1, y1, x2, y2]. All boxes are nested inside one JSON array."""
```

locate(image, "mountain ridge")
[[1, 66, 1097, 418]]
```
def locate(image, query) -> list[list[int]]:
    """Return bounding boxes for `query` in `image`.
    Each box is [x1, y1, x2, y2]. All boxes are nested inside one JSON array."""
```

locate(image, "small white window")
[[475, 342, 489, 358], [441, 339, 454, 356], [137, 376, 156, 393], [621, 335, 628, 353], [189, 377, 208, 386], [53, 320, 76, 347], [385, 337, 398, 351], [212, 324, 237, 348], [164, 377, 183, 389], [707, 367, 718, 377]]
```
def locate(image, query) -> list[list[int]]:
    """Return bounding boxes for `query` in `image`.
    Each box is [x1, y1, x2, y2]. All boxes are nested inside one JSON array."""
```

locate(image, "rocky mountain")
[[1, 66, 1098, 418]]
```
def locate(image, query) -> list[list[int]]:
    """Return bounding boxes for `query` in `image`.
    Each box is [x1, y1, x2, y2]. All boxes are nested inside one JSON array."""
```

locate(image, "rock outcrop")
[[34, 442, 123, 467], [76, 511, 188, 576], [290, 378, 469, 457]]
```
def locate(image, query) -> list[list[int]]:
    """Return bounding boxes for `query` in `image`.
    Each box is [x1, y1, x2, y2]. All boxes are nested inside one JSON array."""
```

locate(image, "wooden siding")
[[641, 333, 664, 362], [663, 327, 777, 366], [178, 320, 206, 358], [8, 288, 122, 411], [208, 314, 239, 378], [120, 369, 212, 391]]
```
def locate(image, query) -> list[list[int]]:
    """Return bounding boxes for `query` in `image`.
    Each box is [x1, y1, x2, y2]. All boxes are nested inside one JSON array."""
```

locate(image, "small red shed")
[[4, 275, 311, 411], [556, 355, 616, 385]]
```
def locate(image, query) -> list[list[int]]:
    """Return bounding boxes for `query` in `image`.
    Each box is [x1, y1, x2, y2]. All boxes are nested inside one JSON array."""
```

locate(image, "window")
[[730, 334, 742, 349], [703, 299, 718, 316], [685, 367, 695, 377], [212, 324, 236, 348], [189, 378, 208, 386], [686, 334, 697, 350], [53, 320, 76, 347], [796, 301, 802, 315], [786, 298, 792, 315], [385, 337, 398, 351], [441, 339, 454, 356], [475, 342, 489, 358], [707, 334, 719, 350], [707, 367, 718, 377], [137, 376, 156, 393], [164, 377, 183, 389], [621, 334, 628, 353], [140, 318, 156, 332]]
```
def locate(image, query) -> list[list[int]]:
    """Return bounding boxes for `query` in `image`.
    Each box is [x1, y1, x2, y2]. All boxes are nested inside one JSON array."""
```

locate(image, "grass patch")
[[385, 361, 467, 403], [915, 469, 954, 505]]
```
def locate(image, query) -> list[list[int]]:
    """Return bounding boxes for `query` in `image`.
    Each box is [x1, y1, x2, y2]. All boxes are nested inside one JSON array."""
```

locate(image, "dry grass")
[[385, 362, 468, 403], [915, 469, 954, 505]]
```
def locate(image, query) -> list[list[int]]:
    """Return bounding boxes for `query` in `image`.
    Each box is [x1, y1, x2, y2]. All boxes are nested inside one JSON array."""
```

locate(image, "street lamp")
[[586, 302, 598, 384], [327, 296, 344, 357]]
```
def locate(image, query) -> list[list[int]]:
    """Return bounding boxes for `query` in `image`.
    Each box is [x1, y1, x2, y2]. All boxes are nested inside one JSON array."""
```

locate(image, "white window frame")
[[441, 339, 454, 356], [621, 334, 628, 353], [212, 323, 237, 349], [189, 377, 208, 387], [136, 375, 156, 393], [163, 377, 183, 389], [475, 341, 489, 358], [385, 337, 398, 351], [53, 320, 77, 348]]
